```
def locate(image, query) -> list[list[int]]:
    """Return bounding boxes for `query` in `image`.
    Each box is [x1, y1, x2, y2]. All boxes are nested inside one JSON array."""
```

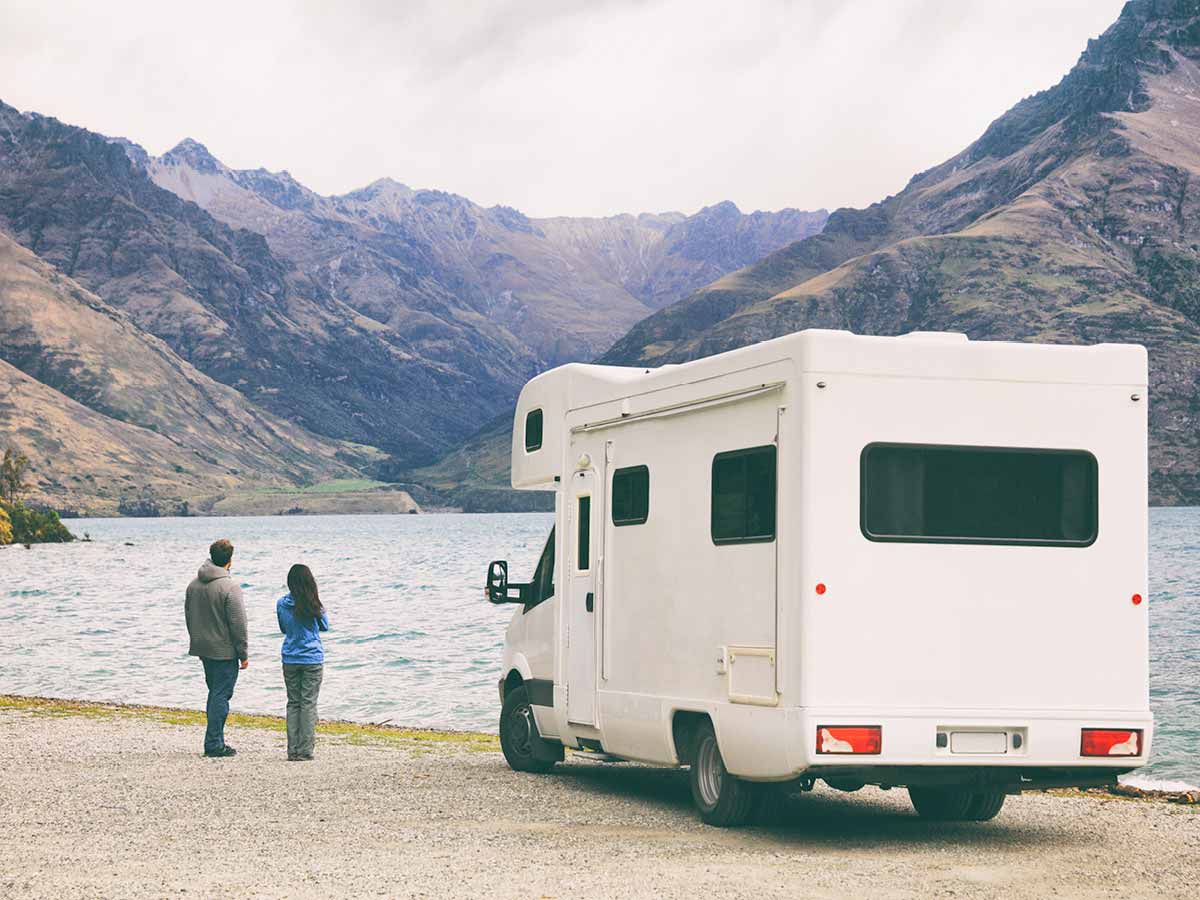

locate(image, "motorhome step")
[[573, 750, 625, 763]]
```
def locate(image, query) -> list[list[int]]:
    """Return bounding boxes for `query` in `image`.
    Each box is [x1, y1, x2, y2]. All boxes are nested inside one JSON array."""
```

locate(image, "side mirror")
[[486, 560, 509, 604]]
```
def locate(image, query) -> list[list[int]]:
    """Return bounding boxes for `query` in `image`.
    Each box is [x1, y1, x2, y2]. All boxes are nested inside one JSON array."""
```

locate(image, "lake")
[[2, 510, 1196, 788]]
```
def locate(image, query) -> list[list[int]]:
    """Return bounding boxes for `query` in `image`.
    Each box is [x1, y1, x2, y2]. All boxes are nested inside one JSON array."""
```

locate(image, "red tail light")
[[817, 725, 881, 755], [1080, 728, 1143, 757]]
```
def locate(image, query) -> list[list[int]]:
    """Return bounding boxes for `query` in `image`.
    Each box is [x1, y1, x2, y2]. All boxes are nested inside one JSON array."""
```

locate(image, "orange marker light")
[[815, 583, 827, 595], [1132, 593, 1143, 606]]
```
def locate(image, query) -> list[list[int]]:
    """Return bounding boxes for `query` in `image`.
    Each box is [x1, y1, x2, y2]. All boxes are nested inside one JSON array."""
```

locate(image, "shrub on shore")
[[0, 505, 12, 545], [0, 501, 74, 544]]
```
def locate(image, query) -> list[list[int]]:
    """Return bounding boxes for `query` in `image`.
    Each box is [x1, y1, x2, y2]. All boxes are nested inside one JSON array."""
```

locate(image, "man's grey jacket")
[[185, 561, 249, 661]]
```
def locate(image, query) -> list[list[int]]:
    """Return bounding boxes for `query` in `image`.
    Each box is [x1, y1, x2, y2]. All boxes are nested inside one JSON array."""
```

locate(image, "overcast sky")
[[0, 0, 1127, 218]]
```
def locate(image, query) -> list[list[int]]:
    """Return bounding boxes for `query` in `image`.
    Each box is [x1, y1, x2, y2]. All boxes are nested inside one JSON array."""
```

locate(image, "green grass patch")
[[0, 694, 499, 752]]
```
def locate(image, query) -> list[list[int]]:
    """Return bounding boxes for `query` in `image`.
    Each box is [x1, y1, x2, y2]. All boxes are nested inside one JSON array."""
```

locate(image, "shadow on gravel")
[[550, 761, 1087, 850]]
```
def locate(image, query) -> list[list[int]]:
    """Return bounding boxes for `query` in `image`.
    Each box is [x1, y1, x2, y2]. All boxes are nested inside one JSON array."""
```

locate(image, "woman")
[[277, 564, 329, 761]]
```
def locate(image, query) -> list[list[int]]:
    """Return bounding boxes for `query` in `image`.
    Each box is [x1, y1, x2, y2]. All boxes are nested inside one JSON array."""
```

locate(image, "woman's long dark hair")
[[287, 564, 323, 620]]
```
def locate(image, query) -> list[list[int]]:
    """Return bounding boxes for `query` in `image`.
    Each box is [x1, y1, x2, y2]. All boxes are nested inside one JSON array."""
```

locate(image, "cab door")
[[566, 467, 599, 725]]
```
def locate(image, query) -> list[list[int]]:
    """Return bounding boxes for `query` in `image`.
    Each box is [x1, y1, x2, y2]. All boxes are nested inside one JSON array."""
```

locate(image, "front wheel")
[[908, 786, 1006, 821], [499, 685, 555, 774], [688, 720, 755, 826]]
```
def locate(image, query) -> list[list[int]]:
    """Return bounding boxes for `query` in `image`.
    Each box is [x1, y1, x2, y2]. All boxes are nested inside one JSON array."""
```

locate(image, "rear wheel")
[[908, 786, 1006, 821], [965, 790, 1006, 821], [499, 685, 555, 774], [752, 783, 791, 825], [688, 720, 755, 827]]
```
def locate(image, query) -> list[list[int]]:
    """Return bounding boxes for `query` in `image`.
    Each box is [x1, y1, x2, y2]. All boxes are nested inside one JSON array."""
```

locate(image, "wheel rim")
[[508, 702, 535, 757], [696, 735, 725, 808]]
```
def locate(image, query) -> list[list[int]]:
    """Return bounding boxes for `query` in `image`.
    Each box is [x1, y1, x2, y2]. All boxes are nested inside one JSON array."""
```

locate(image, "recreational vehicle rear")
[[484, 329, 1152, 826]]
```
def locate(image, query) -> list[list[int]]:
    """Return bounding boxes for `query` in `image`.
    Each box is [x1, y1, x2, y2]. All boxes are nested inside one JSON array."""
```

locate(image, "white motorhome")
[[485, 329, 1152, 825]]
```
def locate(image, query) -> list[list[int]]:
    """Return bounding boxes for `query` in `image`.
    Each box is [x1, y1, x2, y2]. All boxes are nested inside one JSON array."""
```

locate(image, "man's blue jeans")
[[201, 657, 240, 753]]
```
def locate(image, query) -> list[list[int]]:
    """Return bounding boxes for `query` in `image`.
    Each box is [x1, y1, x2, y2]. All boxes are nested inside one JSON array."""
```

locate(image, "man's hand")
[[240, 658, 250, 670]]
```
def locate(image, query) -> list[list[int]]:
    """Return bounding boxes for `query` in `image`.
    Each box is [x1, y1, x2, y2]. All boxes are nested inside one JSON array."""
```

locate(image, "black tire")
[[688, 720, 755, 827], [965, 790, 1006, 821], [499, 685, 555, 774], [908, 786, 1006, 821], [908, 786, 975, 820]]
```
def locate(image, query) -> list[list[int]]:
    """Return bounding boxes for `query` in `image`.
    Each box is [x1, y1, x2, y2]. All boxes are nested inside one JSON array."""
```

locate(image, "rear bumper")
[[714, 705, 1153, 781]]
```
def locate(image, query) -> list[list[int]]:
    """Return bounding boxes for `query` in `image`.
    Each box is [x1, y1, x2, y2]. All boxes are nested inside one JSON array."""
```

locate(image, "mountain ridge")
[[596, 0, 1200, 505]]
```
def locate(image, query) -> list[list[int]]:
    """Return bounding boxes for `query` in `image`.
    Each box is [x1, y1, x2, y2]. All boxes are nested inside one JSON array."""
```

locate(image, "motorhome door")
[[566, 466, 599, 725]]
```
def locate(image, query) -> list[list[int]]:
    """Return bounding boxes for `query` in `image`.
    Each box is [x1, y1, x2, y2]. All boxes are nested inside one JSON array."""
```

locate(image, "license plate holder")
[[950, 731, 1008, 754]]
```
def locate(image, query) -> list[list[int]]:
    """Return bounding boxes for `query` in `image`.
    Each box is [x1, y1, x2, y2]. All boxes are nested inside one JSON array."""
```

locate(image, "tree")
[[1, 448, 29, 504], [0, 505, 12, 545]]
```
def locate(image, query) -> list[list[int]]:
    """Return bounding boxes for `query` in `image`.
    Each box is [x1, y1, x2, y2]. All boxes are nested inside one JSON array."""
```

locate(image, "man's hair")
[[209, 539, 234, 567]]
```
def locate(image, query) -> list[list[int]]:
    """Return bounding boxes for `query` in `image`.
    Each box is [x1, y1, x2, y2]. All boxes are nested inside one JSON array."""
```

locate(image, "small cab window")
[[524, 408, 543, 452], [861, 443, 1098, 546], [711, 445, 777, 544], [612, 465, 649, 526], [524, 528, 555, 612], [576, 496, 591, 571]]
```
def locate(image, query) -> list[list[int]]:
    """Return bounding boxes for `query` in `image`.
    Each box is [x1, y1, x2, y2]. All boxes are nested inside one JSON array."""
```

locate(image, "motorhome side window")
[[860, 443, 1098, 546], [525, 408, 543, 452], [524, 527, 555, 612], [711, 445, 777, 544], [576, 496, 591, 571], [611, 465, 649, 526]]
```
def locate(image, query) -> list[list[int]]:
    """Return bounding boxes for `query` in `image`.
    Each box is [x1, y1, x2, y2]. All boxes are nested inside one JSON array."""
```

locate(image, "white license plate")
[[950, 731, 1008, 754]]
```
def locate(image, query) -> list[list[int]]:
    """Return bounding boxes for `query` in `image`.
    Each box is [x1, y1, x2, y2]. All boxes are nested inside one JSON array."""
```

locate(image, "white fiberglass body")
[[490, 329, 1152, 810]]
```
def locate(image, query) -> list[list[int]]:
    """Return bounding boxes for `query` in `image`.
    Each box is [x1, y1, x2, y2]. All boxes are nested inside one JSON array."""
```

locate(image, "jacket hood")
[[280, 593, 296, 608], [197, 560, 231, 583]]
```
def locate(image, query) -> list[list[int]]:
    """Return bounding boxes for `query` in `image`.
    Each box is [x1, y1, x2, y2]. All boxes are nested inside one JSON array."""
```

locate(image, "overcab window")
[[612, 465, 649, 526], [711, 445, 777, 545], [860, 443, 1098, 546], [525, 408, 543, 452]]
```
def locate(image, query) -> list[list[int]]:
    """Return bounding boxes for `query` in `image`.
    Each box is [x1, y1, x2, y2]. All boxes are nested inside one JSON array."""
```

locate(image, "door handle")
[[586, 592, 594, 613]]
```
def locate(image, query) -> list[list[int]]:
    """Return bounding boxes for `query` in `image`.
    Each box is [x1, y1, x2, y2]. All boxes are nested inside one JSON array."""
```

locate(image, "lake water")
[[2, 511, 1196, 788]]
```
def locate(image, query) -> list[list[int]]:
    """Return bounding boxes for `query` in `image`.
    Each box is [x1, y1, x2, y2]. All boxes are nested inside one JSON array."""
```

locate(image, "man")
[[185, 539, 249, 757]]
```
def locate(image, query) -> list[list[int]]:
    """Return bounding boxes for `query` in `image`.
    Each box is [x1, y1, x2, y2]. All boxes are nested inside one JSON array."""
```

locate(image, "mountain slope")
[[602, 0, 1200, 504], [0, 231, 369, 514], [0, 103, 514, 464]]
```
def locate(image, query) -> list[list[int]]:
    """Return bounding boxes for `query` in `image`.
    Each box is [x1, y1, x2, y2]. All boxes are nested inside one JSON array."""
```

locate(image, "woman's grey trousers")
[[282, 663, 324, 759]]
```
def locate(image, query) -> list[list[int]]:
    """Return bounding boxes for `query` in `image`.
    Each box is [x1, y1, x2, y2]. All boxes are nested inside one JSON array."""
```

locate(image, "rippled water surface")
[[1, 510, 1196, 786], [0, 514, 551, 733]]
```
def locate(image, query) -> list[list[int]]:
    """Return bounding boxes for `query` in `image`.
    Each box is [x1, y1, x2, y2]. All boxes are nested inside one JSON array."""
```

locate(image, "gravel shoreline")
[[0, 697, 1196, 899]]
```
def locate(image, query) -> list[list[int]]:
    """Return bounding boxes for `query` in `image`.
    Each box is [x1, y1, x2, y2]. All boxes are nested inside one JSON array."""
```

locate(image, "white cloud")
[[0, 0, 1127, 217]]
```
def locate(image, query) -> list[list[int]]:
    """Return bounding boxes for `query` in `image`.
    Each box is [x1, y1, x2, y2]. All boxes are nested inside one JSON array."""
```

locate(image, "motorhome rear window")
[[525, 409, 543, 452], [860, 443, 1098, 547], [612, 465, 649, 526], [711, 445, 777, 544]]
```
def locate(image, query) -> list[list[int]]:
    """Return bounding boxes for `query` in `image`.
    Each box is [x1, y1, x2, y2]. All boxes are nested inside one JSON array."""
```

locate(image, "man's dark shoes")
[[204, 745, 237, 758]]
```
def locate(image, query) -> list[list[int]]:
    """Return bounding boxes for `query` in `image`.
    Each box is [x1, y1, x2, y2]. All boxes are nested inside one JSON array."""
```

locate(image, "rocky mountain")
[[600, 0, 1200, 505], [533, 202, 829, 311], [0, 101, 512, 465], [138, 140, 826, 370], [0, 97, 823, 512], [0, 231, 372, 514]]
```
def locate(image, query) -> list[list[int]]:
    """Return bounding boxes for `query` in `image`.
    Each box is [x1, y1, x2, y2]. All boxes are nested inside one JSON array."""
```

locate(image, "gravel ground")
[[0, 706, 1197, 899]]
